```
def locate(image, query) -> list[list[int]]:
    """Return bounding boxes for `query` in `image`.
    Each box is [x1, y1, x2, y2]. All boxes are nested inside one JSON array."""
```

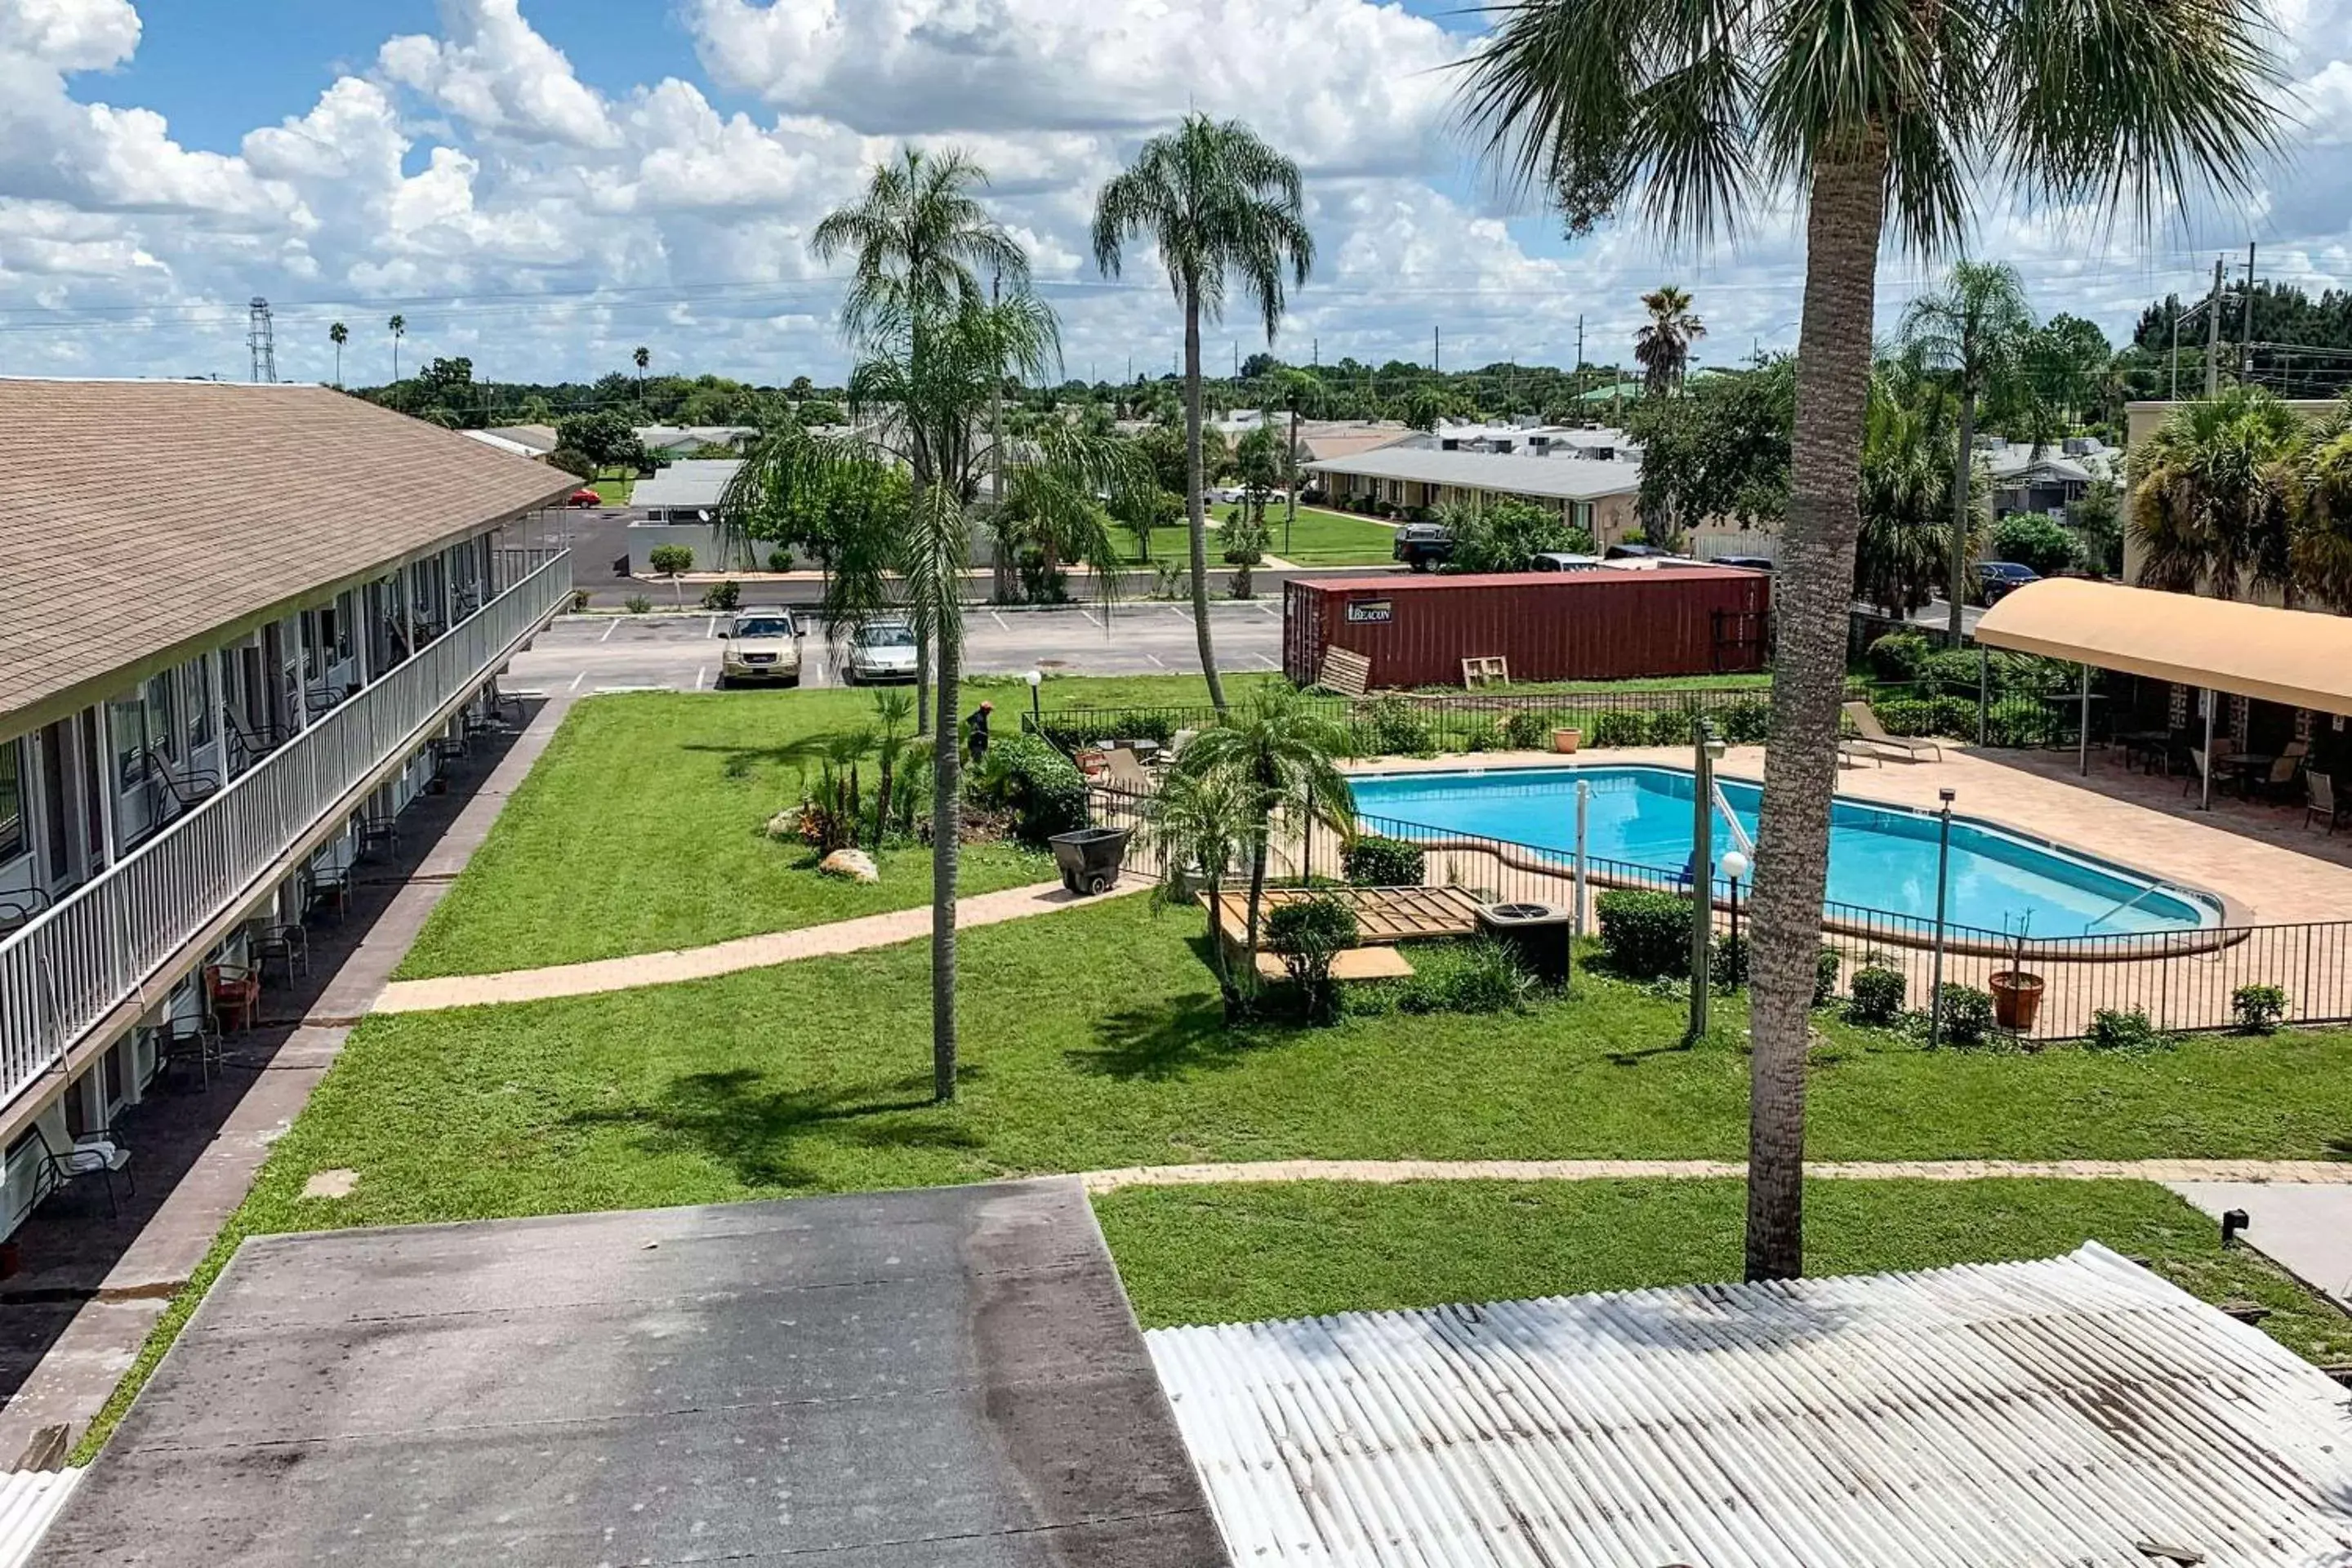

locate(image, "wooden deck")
[[1208, 885, 1485, 944]]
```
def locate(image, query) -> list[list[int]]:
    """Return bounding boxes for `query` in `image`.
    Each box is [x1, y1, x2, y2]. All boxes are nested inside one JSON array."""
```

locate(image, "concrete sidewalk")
[[2169, 1180, 2352, 1310], [372, 874, 1151, 1013]]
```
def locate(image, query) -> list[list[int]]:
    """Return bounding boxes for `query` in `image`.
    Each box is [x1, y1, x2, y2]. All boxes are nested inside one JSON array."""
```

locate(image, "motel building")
[[0, 380, 575, 1250]]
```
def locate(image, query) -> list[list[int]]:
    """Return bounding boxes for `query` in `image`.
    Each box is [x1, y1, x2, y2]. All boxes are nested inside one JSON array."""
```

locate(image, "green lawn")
[[1095, 1178, 2352, 1361], [396, 690, 1054, 978], [1212, 502, 1401, 566], [338, 898, 2352, 1227], [588, 466, 635, 505]]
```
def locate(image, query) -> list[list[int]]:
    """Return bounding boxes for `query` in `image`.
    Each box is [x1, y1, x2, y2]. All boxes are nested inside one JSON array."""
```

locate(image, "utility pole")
[[1432, 325, 1441, 374], [2241, 241, 2257, 385], [2205, 256, 2223, 400], [1312, 336, 1318, 368], [2169, 300, 2180, 402], [1575, 315, 1585, 406]]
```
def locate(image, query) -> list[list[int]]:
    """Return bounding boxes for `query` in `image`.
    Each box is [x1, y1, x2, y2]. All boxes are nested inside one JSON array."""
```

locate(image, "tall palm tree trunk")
[[916, 633, 932, 735], [1946, 375, 1977, 645], [1242, 835, 1269, 997], [1184, 288, 1229, 712], [930, 621, 964, 1101], [1743, 145, 1888, 1285], [1285, 405, 1300, 553]]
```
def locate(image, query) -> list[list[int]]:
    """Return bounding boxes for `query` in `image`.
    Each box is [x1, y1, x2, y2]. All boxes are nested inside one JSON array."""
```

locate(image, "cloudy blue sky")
[[2, 0, 2347, 388]]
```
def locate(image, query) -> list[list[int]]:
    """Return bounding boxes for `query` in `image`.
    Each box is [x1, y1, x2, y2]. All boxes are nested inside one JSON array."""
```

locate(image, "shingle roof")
[[0, 380, 574, 732], [1150, 1243, 2352, 1568]]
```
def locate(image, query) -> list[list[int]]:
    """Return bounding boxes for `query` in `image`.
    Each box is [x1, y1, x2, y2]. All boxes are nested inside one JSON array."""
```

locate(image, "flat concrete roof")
[[34, 1179, 1229, 1567]]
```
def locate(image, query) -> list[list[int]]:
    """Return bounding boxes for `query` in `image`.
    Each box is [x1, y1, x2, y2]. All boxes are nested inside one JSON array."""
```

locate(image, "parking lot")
[[506, 601, 1289, 695]]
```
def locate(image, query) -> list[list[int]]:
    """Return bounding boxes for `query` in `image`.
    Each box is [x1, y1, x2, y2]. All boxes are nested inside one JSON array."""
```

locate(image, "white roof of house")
[[459, 428, 546, 461], [1304, 443, 1643, 501], [1147, 1243, 2352, 1568], [630, 458, 742, 511], [635, 424, 756, 452]]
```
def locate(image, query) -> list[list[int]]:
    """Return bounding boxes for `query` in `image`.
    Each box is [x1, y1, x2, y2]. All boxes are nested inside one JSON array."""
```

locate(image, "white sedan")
[[843, 620, 920, 685]]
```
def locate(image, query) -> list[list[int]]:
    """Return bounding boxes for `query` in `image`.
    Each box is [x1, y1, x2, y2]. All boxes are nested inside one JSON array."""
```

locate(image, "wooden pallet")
[[1208, 884, 1485, 945], [1317, 648, 1372, 697], [1461, 656, 1510, 689]]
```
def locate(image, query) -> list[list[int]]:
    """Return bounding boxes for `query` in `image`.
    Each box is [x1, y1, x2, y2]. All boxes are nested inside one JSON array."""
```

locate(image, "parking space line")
[[705, 616, 719, 639], [600, 618, 620, 642], [1254, 601, 1280, 617], [990, 610, 1009, 631], [1146, 653, 1168, 668], [1079, 608, 1100, 627], [568, 670, 586, 693], [695, 666, 708, 691], [1253, 653, 1281, 670]]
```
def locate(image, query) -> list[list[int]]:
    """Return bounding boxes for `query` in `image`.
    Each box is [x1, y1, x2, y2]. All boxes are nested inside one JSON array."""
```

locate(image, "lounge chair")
[[1103, 746, 1154, 795], [2308, 772, 2346, 834], [1842, 702, 1941, 764], [1837, 737, 1881, 768]]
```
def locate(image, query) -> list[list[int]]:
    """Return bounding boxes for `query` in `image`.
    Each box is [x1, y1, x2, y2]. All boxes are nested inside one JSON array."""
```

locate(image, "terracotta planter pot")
[[1989, 970, 2046, 1031], [1552, 728, 1582, 755]]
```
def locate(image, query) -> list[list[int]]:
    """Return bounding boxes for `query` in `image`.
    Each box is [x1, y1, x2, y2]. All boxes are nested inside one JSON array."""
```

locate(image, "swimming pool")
[[1348, 766, 2222, 938]]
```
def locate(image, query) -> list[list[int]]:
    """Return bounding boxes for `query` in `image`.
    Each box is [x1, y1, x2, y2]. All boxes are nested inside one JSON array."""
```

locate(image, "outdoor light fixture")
[[1720, 850, 1749, 883], [1024, 669, 1044, 734], [2222, 1208, 2251, 1247], [1929, 789, 1958, 1047]]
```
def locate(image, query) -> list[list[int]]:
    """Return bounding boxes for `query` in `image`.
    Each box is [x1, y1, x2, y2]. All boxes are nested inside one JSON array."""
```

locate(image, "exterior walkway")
[[1080, 1157, 2352, 1193], [372, 874, 1149, 1013], [2170, 1180, 2352, 1312], [0, 697, 572, 1468]]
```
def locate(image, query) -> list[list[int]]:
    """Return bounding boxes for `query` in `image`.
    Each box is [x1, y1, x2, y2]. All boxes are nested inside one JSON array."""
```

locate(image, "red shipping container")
[[1282, 567, 1771, 688]]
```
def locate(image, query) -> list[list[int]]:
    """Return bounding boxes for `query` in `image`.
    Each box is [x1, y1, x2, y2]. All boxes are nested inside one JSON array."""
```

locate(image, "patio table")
[[2116, 728, 2172, 773]]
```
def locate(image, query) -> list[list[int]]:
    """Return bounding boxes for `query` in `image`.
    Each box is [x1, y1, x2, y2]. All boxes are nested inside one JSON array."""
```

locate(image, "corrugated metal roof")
[[1147, 1244, 2352, 1567], [0, 1468, 81, 1567], [1304, 445, 1643, 501], [630, 457, 742, 510]]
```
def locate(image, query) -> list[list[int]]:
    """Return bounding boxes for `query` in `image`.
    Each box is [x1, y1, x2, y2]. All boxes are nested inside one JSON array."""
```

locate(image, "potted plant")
[[1989, 930, 2044, 1031], [1552, 728, 1581, 754]]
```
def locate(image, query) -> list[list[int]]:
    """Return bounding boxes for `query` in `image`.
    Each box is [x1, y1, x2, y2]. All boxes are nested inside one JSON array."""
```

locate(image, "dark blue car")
[[1976, 561, 2041, 604]]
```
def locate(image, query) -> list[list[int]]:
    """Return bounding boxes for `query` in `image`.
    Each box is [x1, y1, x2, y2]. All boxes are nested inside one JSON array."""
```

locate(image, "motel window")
[[185, 659, 213, 751], [0, 739, 24, 865], [334, 595, 354, 663], [144, 674, 178, 766], [110, 696, 146, 790]]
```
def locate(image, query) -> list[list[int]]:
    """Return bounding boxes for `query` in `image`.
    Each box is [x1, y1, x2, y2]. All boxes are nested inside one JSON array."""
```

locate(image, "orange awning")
[[1974, 579, 2352, 716]]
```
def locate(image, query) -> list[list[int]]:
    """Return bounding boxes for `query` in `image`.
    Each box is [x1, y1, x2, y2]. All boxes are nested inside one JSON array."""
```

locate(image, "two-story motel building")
[[0, 380, 576, 1240]]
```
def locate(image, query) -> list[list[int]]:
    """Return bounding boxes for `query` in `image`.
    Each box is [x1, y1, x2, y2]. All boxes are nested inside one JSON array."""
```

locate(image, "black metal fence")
[[1094, 786, 2352, 1044], [1027, 684, 1779, 760]]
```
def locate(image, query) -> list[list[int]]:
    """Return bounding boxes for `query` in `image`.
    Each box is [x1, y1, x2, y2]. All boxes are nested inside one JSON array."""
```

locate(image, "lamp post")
[[1689, 723, 1724, 1043], [1929, 787, 1956, 1047], [1024, 668, 1043, 737], [1721, 849, 1749, 987]]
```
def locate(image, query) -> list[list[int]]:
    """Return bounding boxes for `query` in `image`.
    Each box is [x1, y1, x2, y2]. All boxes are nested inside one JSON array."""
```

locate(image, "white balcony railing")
[[0, 552, 572, 1105]]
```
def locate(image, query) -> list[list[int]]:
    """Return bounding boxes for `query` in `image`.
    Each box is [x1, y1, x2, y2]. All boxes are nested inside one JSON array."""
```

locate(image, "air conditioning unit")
[[1476, 902, 1575, 986]]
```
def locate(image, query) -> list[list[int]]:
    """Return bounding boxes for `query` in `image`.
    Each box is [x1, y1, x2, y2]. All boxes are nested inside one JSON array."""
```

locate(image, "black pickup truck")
[[1392, 523, 1454, 571]]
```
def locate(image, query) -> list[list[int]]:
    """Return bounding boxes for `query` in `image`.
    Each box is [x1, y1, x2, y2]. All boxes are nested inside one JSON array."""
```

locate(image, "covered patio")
[[1974, 578, 2352, 826]]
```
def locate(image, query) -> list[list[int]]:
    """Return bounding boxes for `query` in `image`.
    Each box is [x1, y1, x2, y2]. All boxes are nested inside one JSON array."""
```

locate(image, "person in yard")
[[967, 701, 993, 767]]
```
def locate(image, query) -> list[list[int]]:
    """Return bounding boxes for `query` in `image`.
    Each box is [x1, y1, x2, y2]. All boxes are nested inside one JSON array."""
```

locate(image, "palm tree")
[[1463, 0, 2278, 1283], [813, 146, 1031, 733], [1856, 379, 1971, 617], [1900, 261, 2035, 641], [1139, 768, 1258, 1012], [1171, 686, 1354, 1003], [1273, 366, 1326, 555], [633, 345, 651, 396], [2291, 405, 2352, 611], [719, 150, 1142, 1102], [387, 314, 407, 381], [2130, 386, 2306, 600], [1093, 117, 1314, 714], [327, 321, 348, 386], [1634, 287, 1705, 395]]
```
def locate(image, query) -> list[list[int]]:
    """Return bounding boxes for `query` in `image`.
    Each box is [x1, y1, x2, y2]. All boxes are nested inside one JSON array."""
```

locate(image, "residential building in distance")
[[0, 380, 575, 1241], [1982, 434, 2118, 522], [625, 458, 749, 575], [478, 423, 559, 458], [1304, 422, 1646, 545], [635, 425, 758, 459]]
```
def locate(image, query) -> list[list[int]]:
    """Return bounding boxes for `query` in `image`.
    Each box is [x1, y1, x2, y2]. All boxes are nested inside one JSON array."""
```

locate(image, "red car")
[[567, 488, 603, 508]]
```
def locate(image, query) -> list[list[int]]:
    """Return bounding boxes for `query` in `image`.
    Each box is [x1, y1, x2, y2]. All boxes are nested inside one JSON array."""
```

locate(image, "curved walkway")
[[1079, 1156, 2352, 1193], [372, 874, 1150, 1013]]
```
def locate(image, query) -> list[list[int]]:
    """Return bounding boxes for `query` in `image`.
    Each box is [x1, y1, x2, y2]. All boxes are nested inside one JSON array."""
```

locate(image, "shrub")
[[1343, 835, 1426, 888], [1397, 938, 1538, 1014], [1587, 710, 1651, 748], [767, 546, 795, 573], [547, 445, 597, 481], [1867, 631, 1932, 680], [2087, 1007, 2170, 1052], [1647, 708, 1697, 746], [1935, 982, 1998, 1046], [1869, 696, 1976, 739], [1596, 889, 1691, 978], [1713, 931, 1748, 990], [1714, 698, 1771, 745], [699, 580, 742, 611], [1845, 965, 1907, 1025], [1267, 896, 1361, 1025], [648, 543, 694, 577], [1813, 947, 1842, 1007], [1359, 696, 1436, 758], [1992, 512, 2080, 578], [970, 733, 1089, 844], [1454, 719, 1501, 753], [623, 595, 653, 614], [2231, 984, 2288, 1036], [1501, 709, 1553, 750]]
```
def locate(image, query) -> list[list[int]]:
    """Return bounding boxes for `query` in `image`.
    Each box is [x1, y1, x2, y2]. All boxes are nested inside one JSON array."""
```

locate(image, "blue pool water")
[[1348, 766, 2221, 938]]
